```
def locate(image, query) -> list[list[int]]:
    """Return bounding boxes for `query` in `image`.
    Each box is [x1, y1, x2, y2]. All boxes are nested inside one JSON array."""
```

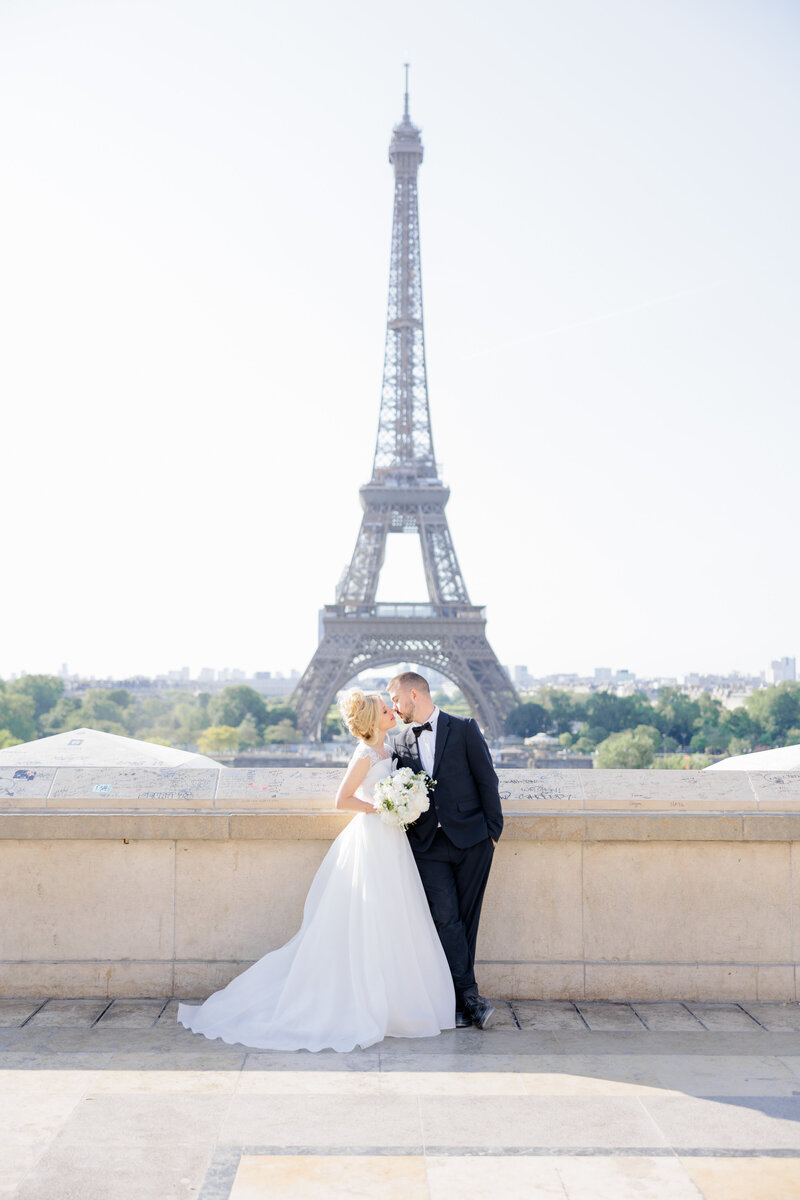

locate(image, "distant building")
[[165, 667, 190, 682], [770, 657, 797, 684], [594, 668, 612, 681], [247, 675, 297, 698]]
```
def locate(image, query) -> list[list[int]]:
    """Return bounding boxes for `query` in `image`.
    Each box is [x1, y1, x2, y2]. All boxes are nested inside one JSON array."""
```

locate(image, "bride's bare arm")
[[335, 754, 379, 813]]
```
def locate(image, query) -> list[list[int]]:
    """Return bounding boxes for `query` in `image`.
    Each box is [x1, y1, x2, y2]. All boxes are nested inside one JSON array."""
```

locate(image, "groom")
[[388, 671, 503, 1030]]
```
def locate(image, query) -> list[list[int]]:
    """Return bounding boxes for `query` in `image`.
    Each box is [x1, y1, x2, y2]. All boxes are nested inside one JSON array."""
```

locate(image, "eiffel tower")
[[292, 71, 518, 739]]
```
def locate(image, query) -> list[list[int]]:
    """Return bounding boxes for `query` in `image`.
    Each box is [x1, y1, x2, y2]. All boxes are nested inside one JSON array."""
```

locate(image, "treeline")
[[0, 677, 307, 754], [0, 678, 476, 755], [505, 683, 800, 768], [0, 677, 467, 754], [2, 675, 798, 767]]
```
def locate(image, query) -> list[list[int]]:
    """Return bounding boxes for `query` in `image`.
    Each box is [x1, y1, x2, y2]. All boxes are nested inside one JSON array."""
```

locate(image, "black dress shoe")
[[455, 1009, 472, 1028], [463, 994, 496, 1030]]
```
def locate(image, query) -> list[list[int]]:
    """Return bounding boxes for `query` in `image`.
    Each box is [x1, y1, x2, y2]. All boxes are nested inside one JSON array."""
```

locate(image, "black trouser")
[[412, 829, 495, 1001]]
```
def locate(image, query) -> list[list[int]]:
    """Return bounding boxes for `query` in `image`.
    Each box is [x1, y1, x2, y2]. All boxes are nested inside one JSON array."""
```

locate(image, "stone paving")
[[2, 998, 800, 1198]]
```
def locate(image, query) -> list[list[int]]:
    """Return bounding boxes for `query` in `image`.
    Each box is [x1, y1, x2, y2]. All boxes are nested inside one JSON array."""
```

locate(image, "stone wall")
[[1, 766, 799, 1000]]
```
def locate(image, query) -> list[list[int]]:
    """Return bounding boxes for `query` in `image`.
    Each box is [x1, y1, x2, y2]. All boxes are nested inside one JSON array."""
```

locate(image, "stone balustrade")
[[1, 766, 799, 1002]]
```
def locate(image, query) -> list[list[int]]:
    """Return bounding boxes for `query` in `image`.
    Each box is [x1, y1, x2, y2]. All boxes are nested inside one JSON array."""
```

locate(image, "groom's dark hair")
[[388, 671, 430, 694]]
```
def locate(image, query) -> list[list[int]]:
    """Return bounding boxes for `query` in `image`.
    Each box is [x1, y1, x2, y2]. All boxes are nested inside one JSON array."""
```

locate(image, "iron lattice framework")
[[293, 76, 518, 738]]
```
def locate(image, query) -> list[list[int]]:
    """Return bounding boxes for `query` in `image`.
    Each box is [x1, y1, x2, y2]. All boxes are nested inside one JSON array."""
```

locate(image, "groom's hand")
[[492, 839, 497, 847]]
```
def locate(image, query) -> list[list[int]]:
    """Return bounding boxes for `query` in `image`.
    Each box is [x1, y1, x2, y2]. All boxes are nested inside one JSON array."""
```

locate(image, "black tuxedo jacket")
[[393, 710, 503, 854]]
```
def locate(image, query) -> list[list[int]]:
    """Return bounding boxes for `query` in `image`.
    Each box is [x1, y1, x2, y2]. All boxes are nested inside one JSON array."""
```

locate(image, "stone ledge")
[[2, 809, 800, 841], [3, 768, 800, 1004], [2, 766, 799, 810]]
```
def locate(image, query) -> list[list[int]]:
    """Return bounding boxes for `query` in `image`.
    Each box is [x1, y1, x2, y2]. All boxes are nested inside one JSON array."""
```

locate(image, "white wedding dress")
[[177, 741, 455, 1051]]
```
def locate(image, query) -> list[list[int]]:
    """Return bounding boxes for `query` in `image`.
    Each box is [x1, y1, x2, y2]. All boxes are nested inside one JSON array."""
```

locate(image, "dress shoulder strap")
[[349, 740, 385, 767]]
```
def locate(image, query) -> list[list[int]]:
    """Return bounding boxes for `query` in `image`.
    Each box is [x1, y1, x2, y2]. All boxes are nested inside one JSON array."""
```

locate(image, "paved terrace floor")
[[2, 999, 800, 1199]]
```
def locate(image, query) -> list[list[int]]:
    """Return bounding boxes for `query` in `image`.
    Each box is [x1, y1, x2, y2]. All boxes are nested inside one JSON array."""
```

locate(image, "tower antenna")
[[403, 62, 410, 117]]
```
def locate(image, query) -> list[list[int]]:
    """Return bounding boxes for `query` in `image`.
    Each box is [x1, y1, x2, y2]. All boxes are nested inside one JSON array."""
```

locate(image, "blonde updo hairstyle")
[[339, 687, 382, 743]]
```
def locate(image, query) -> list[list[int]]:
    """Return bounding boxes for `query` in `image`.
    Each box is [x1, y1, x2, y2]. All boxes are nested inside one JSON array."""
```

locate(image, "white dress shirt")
[[414, 705, 439, 779]]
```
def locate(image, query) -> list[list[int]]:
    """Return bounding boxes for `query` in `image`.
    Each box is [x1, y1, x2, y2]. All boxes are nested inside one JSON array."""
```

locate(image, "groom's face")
[[390, 685, 417, 725]]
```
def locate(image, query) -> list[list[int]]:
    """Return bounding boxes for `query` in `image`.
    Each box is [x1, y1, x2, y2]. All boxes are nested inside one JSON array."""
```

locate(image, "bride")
[[177, 688, 455, 1051]]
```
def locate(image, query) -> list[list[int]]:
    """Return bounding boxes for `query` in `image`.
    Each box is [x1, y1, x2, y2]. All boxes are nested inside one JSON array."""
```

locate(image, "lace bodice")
[[349, 740, 394, 805]]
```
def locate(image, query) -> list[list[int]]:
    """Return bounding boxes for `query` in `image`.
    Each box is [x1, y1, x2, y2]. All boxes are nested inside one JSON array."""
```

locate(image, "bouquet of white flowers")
[[372, 766, 434, 830]]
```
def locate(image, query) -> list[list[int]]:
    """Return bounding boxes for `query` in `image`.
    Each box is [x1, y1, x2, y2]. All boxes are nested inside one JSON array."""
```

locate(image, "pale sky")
[[1, 0, 798, 683]]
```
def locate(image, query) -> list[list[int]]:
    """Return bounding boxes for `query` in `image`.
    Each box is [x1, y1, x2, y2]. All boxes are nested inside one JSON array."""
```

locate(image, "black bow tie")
[[412, 721, 432, 737]]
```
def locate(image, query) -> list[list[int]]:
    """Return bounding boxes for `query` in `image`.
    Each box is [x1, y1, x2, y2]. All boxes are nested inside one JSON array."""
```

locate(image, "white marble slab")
[[4, 765, 795, 815], [216, 767, 342, 805], [581, 769, 756, 810], [0, 766, 56, 803], [47, 767, 219, 805], [218, 768, 583, 810], [496, 770, 584, 810], [748, 773, 800, 807]]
